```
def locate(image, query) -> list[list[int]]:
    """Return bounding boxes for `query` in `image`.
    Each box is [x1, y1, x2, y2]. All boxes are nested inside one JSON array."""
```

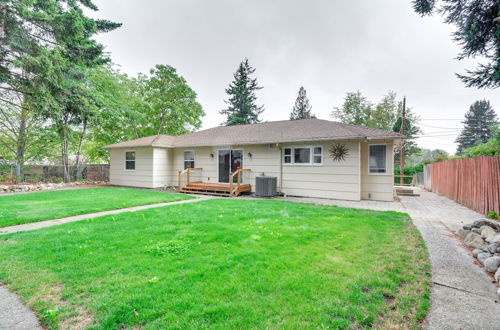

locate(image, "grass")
[[0, 199, 430, 329], [0, 187, 192, 227]]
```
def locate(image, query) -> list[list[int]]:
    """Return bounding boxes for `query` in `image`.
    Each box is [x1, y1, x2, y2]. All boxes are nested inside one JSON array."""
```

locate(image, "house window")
[[369, 145, 387, 174], [184, 151, 195, 169], [313, 146, 323, 164], [294, 147, 311, 164], [283, 148, 292, 164], [283, 146, 323, 165], [125, 151, 135, 170]]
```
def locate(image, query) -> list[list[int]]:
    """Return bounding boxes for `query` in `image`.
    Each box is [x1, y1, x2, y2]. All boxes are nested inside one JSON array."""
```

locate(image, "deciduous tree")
[[143, 65, 204, 136]]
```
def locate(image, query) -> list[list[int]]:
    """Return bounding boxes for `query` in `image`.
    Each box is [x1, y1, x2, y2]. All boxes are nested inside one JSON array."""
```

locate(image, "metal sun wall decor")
[[329, 143, 349, 162]]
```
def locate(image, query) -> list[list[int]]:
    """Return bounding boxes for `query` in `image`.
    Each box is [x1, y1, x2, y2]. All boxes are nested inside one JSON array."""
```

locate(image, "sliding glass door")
[[218, 149, 243, 183]]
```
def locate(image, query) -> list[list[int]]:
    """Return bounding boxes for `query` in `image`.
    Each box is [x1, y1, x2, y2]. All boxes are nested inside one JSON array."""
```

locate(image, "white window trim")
[[124, 150, 136, 172], [367, 144, 389, 175], [183, 150, 195, 169], [283, 146, 323, 166]]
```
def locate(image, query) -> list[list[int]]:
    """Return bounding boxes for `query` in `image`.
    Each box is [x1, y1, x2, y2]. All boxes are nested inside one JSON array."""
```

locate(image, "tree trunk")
[[75, 122, 86, 169], [74, 122, 87, 181], [61, 127, 70, 183], [14, 104, 29, 179]]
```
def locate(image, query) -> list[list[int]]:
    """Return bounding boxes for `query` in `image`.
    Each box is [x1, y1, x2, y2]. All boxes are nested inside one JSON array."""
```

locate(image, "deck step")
[[181, 190, 231, 197]]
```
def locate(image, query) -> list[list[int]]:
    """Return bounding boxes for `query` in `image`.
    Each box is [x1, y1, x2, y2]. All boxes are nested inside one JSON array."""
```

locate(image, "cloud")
[[90, 0, 500, 154]]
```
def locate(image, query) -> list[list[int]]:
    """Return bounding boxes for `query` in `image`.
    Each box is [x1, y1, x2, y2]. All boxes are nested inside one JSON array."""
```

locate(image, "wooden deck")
[[178, 168, 252, 197], [180, 182, 252, 197]]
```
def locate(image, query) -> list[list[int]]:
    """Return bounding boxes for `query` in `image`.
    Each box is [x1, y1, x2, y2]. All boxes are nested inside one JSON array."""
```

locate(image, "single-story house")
[[104, 118, 403, 201]]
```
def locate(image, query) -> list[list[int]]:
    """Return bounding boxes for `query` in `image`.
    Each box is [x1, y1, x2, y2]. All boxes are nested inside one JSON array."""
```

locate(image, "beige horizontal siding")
[[108, 138, 396, 202], [281, 140, 360, 200], [109, 147, 154, 188], [360, 140, 395, 201], [169, 144, 281, 186]]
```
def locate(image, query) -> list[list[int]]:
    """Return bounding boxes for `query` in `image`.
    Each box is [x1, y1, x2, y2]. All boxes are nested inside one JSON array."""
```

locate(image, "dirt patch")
[[59, 305, 93, 330], [383, 293, 396, 304], [28, 284, 94, 329]]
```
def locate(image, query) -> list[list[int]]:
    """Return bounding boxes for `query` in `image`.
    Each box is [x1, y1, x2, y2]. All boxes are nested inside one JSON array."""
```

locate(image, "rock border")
[[0, 181, 108, 194], [457, 218, 500, 298]]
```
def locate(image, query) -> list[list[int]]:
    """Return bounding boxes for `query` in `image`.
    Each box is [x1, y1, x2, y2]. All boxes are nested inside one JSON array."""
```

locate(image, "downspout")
[[278, 143, 283, 194]]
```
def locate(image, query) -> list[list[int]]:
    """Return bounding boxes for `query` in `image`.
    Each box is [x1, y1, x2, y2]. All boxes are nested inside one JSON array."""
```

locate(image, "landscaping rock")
[[0, 181, 107, 195], [463, 223, 474, 230], [464, 232, 486, 248], [484, 256, 500, 273], [495, 268, 500, 282], [473, 219, 500, 231], [497, 288, 500, 300], [480, 226, 497, 241], [471, 228, 481, 234], [457, 228, 471, 239], [478, 252, 492, 265], [487, 244, 499, 254], [472, 249, 483, 258], [487, 235, 500, 245]]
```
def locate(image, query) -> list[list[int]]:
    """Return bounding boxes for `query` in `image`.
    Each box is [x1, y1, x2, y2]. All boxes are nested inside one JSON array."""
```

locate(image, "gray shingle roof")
[[104, 118, 403, 149]]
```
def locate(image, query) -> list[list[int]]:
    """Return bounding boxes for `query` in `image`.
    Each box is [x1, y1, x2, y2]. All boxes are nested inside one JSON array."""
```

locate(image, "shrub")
[[0, 173, 17, 184], [23, 174, 45, 183], [486, 210, 499, 220], [46, 176, 64, 184]]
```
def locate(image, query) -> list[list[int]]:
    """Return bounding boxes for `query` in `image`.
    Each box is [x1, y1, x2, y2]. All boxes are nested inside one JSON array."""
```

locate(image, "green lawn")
[[0, 199, 430, 329], [0, 187, 192, 227]]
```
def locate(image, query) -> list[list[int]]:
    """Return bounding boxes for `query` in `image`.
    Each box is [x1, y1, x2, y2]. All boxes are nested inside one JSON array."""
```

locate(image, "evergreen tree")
[[412, 0, 500, 88], [220, 59, 264, 126], [290, 87, 313, 120], [0, 0, 121, 181], [455, 100, 498, 154]]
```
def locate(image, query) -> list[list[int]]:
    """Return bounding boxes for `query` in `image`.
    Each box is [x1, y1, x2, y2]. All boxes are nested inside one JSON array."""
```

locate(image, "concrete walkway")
[[0, 196, 210, 235], [286, 188, 500, 329], [0, 284, 42, 330]]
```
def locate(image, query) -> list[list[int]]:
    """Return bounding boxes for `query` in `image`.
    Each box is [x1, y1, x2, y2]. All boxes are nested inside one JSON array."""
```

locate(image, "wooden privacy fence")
[[424, 156, 500, 215]]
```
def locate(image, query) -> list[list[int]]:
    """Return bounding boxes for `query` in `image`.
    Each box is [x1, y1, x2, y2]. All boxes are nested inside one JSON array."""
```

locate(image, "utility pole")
[[400, 97, 406, 186]]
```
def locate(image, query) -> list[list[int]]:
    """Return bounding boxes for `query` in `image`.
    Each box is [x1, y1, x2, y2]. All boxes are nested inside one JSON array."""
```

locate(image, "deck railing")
[[178, 167, 203, 191], [394, 174, 416, 187], [229, 169, 251, 196]]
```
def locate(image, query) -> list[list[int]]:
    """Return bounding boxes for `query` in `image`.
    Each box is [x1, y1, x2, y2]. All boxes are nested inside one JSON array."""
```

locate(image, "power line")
[[415, 133, 460, 137], [419, 123, 463, 129], [420, 118, 463, 121]]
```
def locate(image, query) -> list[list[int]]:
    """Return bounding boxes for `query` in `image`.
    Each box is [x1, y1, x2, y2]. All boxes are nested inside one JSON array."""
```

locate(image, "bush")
[[23, 174, 45, 183], [0, 173, 17, 184], [46, 176, 64, 184], [394, 164, 423, 185], [486, 210, 499, 220]]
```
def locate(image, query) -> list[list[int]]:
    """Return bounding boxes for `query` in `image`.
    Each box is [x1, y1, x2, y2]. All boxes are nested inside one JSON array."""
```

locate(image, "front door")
[[218, 149, 243, 183]]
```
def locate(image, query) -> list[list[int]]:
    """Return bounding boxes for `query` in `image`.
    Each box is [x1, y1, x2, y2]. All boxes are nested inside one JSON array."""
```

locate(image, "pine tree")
[[412, 0, 500, 88], [220, 59, 264, 126], [455, 100, 498, 154], [290, 87, 313, 120]]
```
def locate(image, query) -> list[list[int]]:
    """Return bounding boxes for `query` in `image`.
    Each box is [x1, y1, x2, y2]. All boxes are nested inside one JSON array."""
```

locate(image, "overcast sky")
[[90, 0, 499, 155]]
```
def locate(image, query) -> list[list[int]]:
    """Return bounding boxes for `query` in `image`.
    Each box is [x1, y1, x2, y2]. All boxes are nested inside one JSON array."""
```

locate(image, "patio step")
[[396, 188, 420, 197]]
